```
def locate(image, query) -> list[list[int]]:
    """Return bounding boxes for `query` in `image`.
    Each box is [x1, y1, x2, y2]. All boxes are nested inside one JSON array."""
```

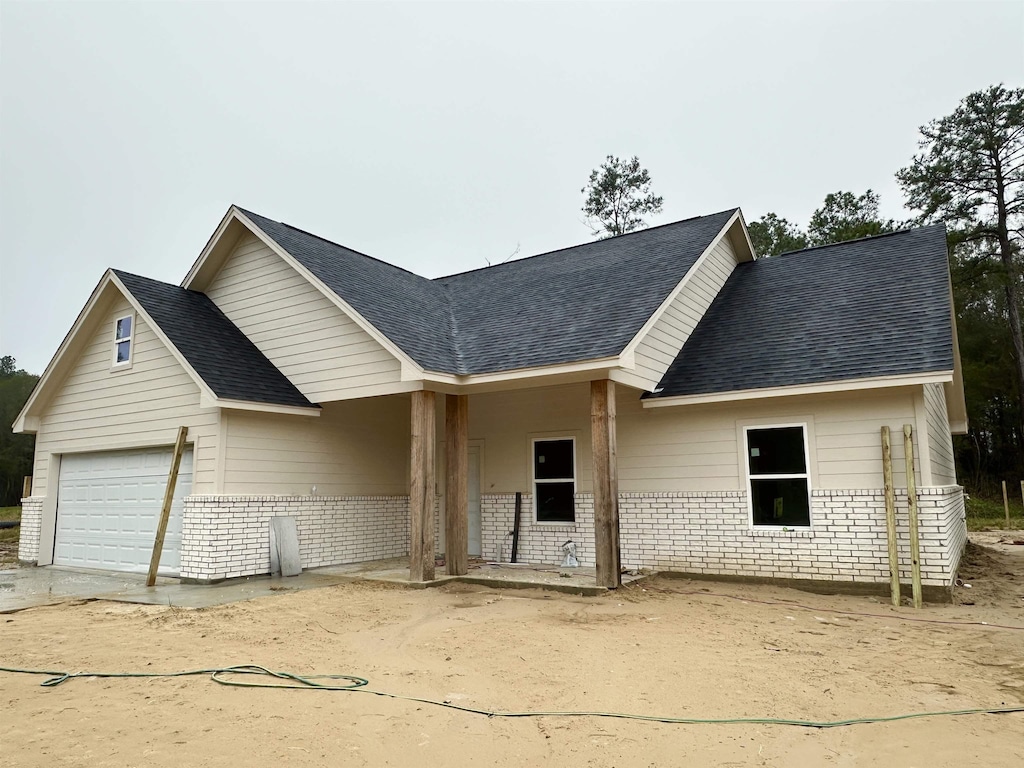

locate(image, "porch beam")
[[445, 394, 469, 576], [591, 379, 621, 588], [410, 390, 436, 582]]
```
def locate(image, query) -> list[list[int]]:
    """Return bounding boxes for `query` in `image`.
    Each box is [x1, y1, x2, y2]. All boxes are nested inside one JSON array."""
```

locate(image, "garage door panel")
[[54, 448, 192, 575]]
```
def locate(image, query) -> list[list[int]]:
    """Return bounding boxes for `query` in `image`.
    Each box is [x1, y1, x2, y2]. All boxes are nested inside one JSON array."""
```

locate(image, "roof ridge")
[[433, 208, 739, 282], [237, 208, 440, 288], [112, 268, 190, 291], [772, 223, 943, 259]]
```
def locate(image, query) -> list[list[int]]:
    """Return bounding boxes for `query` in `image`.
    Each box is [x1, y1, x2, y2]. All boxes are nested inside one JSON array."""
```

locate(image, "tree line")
[[0, 357, 38, 507]]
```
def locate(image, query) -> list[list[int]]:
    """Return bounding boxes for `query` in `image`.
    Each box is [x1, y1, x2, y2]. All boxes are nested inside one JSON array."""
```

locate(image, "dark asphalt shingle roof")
[[435, 210, 738, 373], [113, 270, 316, 409], [240, 207, 738, 375], [647, 224, 954, 399]]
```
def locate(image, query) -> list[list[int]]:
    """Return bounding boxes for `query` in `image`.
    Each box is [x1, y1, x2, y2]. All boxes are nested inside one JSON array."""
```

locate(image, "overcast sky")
[[1, 0, 1022, 374]]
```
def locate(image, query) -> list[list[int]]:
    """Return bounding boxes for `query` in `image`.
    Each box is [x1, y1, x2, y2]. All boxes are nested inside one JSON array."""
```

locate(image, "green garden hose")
[[2, 663, 1022, 729]]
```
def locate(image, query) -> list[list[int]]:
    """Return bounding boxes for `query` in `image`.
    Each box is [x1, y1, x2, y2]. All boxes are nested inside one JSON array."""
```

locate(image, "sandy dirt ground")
[[2, 540, 1023, 767]]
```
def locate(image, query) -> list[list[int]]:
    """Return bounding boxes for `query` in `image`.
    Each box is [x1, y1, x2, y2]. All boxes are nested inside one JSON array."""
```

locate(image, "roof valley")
[[439, 283, 468, 375]]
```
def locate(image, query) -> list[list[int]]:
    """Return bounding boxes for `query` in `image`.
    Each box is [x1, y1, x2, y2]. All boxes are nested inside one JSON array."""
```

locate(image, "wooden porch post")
[[445, 394, 469, 576], [410, 390, 436, 582], [591, 379, 621, 588]]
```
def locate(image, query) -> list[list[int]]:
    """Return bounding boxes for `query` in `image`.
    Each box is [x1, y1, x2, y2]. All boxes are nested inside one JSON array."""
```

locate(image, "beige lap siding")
[[470, 383, 923, 494], [923, 383, 958, 485], [30, 294, 219, 498], [480, 487, 966, 587], [632, 233, 742, 385], [205, 234, 402, 402], [621, 388, 924, 491], [220, 398, 410, 496], [17, 497, 44, 563]]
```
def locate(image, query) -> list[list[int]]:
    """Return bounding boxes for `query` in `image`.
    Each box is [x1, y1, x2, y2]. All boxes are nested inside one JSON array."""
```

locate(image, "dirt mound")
[[956, 538, 1024, 609]]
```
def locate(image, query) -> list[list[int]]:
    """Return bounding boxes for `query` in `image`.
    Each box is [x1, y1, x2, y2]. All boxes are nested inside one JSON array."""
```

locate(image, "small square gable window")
[[113, 314, 133, 367]]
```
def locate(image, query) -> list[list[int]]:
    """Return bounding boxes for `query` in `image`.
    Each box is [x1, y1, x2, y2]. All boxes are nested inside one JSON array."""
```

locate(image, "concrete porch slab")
[[1, 558, 646, 613], [0, 565, 372, 613], [318, 557, 650, 595], [460, 562, 650, 595]]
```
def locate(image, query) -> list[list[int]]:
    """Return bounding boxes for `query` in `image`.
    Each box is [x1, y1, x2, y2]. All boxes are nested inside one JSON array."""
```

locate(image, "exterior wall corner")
[[17, 497, 45, 564]]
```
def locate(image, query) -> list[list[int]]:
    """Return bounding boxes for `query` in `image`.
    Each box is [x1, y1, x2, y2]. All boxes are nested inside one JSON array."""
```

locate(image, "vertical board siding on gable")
[[32, 295, 219, 496], [632, 235, 740, 385], [222, 397, 410, 496], [206, 234, 402, 402], [924, 382, 957, 486]]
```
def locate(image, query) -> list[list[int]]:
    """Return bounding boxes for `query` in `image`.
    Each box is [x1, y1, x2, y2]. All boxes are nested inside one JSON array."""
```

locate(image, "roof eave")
[[642, 371, 955, 409], [198, 394, 322, 417], [416, 356, 624, 393], [945, 275, 969, 435], [730, 208, 758, 261]]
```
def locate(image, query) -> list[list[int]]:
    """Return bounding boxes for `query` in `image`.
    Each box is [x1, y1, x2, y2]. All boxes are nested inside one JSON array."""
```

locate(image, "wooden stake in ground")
[[22, 476, 31, 499], [1004, 480, 1011, 530], [881, 426, 901, 607], [903, 425, 922, 609], [147, 426, 188, 587]]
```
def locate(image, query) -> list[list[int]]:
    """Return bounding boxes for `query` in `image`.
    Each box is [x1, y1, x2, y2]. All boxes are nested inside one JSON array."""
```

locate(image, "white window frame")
[[111, 311, 135, 370], [743, 422, 813, 529], [531, 436, 576, 525]]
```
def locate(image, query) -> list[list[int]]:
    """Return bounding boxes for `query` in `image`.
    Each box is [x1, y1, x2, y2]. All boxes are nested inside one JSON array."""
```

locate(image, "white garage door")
[[54, 447, 193, 576]]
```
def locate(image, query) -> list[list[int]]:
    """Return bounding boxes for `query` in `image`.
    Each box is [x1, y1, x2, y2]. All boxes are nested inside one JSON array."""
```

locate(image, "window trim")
[[742, 422, 813, 530], [111, 311, 135, 370], [531, 436, 577, 525]]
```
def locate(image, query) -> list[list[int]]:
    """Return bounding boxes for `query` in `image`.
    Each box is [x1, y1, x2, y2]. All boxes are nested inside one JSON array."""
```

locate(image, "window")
[[113, 314, 133, 366], [533, 438, 575, 523], [745, 425, 811, 527]]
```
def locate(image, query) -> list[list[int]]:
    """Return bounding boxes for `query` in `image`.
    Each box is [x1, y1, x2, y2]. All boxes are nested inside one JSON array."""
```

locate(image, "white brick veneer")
[[180, 495, 410, 581], [482, 486, 966, 587], [17, 496, 44, 564]]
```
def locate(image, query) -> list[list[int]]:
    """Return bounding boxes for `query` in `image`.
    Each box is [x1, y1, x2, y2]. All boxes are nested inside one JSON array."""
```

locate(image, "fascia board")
[[618, 210, 743, 364], [642, 372, 955, 409], [199, 395, 322, 417], [13, 272, 116, 433]]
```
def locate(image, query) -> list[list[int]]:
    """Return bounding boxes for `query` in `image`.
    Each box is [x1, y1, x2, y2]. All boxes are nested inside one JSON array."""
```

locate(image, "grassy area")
[[965, 492, 1024, 531], [0, 506, 21, 544]]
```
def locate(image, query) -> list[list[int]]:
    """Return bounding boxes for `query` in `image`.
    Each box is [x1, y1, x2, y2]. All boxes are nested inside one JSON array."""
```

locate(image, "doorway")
[[468, 445, 481, 556]]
